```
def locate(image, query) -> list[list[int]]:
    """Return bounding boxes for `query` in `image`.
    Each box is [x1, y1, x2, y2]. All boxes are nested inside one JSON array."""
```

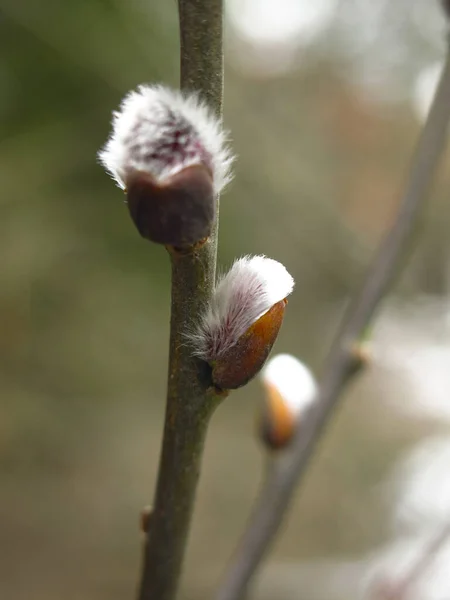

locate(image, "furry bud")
[[98, 85, 233, 246], [212, 299, 288, 389], [191, 256, 294, 389], [259, 353, 317, 450]]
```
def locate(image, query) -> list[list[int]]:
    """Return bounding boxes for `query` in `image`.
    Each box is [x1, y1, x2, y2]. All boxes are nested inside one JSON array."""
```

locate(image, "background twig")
[[374, 522, 450, 600], [216, 40, 450, 600], [138, 2, 224, 599]]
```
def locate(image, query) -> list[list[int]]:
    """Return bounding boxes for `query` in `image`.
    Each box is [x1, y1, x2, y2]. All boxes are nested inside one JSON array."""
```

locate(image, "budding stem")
[[137, 2, 224, 600]]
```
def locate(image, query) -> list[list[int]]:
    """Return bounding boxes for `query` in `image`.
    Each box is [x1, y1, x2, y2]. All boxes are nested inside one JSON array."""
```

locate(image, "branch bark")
[[137, 2, 224, 600], [216, 41, 450, 600]]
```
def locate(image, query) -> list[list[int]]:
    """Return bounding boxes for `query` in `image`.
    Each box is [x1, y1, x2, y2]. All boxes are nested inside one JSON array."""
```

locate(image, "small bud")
[[191, 255, 294, 389], [140, 505, 153, 534], [259, 353, 317, 450], [98, 85, 233, 247], [349, 340, 372, 375]]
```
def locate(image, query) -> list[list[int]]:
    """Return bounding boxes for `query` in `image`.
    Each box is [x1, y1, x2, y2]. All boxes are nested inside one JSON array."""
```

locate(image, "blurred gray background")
[[2, 1, 450, 598]]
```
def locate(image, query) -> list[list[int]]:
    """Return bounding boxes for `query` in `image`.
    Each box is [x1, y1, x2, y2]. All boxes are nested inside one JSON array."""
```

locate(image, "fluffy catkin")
[[262, 353, 317, 416], [191, 256, 294, 361], [98, 85, 234, 194]]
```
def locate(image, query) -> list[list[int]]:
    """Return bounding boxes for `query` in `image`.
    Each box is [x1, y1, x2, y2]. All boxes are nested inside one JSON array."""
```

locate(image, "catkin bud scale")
[[126, 165, 214, 246], [211, 299, 287, 390]]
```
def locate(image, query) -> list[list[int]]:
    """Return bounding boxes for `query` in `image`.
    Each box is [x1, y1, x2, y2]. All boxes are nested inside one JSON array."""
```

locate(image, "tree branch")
[[374, 522, 450, 600], [137, 2, 224, 600], [216, 41, 450, 600]]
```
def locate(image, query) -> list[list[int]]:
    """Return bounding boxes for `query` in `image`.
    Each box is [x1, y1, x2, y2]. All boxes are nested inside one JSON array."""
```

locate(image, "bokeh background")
[[2, 1, 450, 598]]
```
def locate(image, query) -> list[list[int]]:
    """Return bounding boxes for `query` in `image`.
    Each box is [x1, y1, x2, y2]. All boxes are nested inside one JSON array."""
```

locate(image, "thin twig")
[[216, 42, 450, 600], [374, 522, 450, 600], [137, 2, 224, 600]]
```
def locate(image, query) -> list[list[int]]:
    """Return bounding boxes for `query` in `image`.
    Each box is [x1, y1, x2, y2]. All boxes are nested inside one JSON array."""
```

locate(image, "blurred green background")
[[2, 1, 450, 598]]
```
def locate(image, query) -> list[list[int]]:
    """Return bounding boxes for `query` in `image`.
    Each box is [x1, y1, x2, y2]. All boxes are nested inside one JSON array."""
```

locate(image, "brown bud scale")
[[126, 165, 215, 247], [260, 383, 297, 450], [211, 299, 287, 390]]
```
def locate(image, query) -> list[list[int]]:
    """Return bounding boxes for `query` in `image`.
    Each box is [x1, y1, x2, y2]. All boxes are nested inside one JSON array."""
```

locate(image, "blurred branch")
[[216, 40, 450, 600], [374, 523, 450, 600], [137, 2, 224, 600]]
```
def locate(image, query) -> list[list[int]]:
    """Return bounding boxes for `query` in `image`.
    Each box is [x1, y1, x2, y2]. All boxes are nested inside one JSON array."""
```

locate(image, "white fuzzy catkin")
[[261, 353, 317, 417], [98, 84, 234, 194], [192, 255, 294, 361]]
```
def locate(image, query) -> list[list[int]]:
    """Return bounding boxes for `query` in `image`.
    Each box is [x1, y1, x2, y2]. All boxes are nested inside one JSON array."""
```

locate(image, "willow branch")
[[375, 522, 450, 600], [137, 2, 224, 600], [216, 41, 450, 600]]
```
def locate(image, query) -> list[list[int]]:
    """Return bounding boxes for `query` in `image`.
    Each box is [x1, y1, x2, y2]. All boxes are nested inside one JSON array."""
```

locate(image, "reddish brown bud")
[[126, 165, 215, 247], [140, 505, 153, 534], [211, 299, 287, 390]]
